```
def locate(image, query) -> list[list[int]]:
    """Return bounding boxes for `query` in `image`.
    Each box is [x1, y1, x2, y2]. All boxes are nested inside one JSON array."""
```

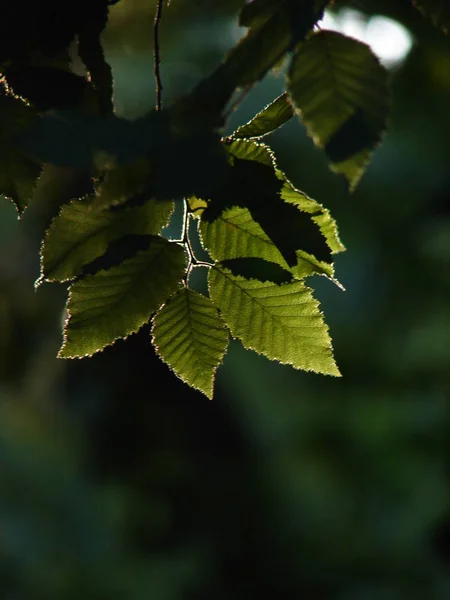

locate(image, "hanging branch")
[[153, 0, 164, 111]]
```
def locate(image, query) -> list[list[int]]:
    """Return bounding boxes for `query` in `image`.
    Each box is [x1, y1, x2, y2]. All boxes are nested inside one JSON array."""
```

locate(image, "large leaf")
[[152, 288, 229, 399], [209, 265, 340, 376], [412, 1, 450, 33], [287, 31, 389, 190], [230, 93, 294, 140], [40, 196, 174, 283], [59, 236, 186, 358]]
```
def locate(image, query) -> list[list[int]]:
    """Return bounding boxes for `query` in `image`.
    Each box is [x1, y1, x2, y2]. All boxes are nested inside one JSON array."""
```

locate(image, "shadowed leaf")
[[287, 31, 389, 190], [41, 196, 174, 283]]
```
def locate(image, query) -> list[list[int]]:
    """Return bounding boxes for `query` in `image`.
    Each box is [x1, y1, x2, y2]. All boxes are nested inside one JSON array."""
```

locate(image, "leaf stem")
[[153, 0, 164, 111]]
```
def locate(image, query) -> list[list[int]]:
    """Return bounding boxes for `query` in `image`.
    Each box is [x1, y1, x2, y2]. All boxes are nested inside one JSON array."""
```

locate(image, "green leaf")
[[209, 265, 340, 376], [170, 1, 327, 128], [41, 196, 174, 283], [59, 236, 186, 358], [0, 85, 41, 214], [230, 93, 294, 140], [412, 0, 450, 33], [152, 288, 229, 399], [287, 31, 389, 190], [200, 205, 335, 280], [199, 139, 342, 278]]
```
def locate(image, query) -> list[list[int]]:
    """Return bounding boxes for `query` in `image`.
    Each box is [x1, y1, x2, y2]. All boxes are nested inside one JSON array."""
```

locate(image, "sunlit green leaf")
[[59, 236, 186, 358], [200, 205, 335, 280], [231, 93, 294, 140], [209, 265, 340, 376], [41, 196, 174, 283], [199, 139, 343, 279], [412, 0, 450, 33], [152, 288, 229, 399], [287, 31, 389, 190]]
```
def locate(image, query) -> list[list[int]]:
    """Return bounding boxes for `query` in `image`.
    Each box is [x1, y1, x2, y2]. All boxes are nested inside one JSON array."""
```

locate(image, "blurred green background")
[[0, 1, 449, 598]]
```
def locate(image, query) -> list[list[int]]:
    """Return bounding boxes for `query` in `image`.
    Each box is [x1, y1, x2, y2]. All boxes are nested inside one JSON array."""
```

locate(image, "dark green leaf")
[[59, 236, 186, 358], [413, 0, 450, 33], [200, 205, 335, 280], [202, 139, 333, 267], [170, 1, 327, 128], [40, 196, 174, 283], [0, 85, 41, 214], [209, 265, 340, 376], [4, 67, 89, 111], [219, 257, 293, 284], [287, 31, 389, 190], [230, 93, 294, 139], [152, 288, 229, 399]]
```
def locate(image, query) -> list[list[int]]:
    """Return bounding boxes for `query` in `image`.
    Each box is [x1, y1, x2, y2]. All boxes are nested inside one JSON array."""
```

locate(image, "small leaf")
[[412, 0, 450, 33], [152, 288, 229, 399], [41, 196, 174, 283], [287, 31, 389, 190], [59, 236, 186, 358], [231, 93, 294, 140], [209, 265, 340, 376]]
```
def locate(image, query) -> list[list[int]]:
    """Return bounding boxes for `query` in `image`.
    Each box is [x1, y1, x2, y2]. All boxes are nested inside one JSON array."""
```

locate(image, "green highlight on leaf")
[[287, 30, 389, 190], [59, 236, 186, 358], [209, 265, 340, 376], [412, 0, 450, 33], [199, 138, 344, 283], [152, 288, 229, 399], [230, 93, 293, 140], [40, 196, 174, 284]]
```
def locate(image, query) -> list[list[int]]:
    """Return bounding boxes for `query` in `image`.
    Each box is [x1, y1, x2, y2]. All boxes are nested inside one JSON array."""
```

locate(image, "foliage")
[[0, 0, 448, 397]]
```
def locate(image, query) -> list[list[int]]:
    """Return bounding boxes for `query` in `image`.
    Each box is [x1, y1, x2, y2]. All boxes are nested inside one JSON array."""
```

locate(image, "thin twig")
[[153, 0, 164, 111]]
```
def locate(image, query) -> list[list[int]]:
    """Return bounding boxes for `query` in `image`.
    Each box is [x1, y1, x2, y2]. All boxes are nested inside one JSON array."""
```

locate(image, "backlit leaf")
[[152, 288, 229, 399], [200, 205, 335, 280], [209, 265, 340, 376], [59, 236, 186, 358], [231, 93, 294, 140], [41, 196, 174, 283], [287, 31, 389, 190]]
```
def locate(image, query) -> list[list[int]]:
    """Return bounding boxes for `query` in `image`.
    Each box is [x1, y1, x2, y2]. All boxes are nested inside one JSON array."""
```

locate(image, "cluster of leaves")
[[0, 0, 448, 398]]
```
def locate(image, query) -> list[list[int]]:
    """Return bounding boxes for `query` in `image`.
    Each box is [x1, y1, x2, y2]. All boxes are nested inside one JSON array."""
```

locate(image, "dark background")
[[0, 1, 449, 598]]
